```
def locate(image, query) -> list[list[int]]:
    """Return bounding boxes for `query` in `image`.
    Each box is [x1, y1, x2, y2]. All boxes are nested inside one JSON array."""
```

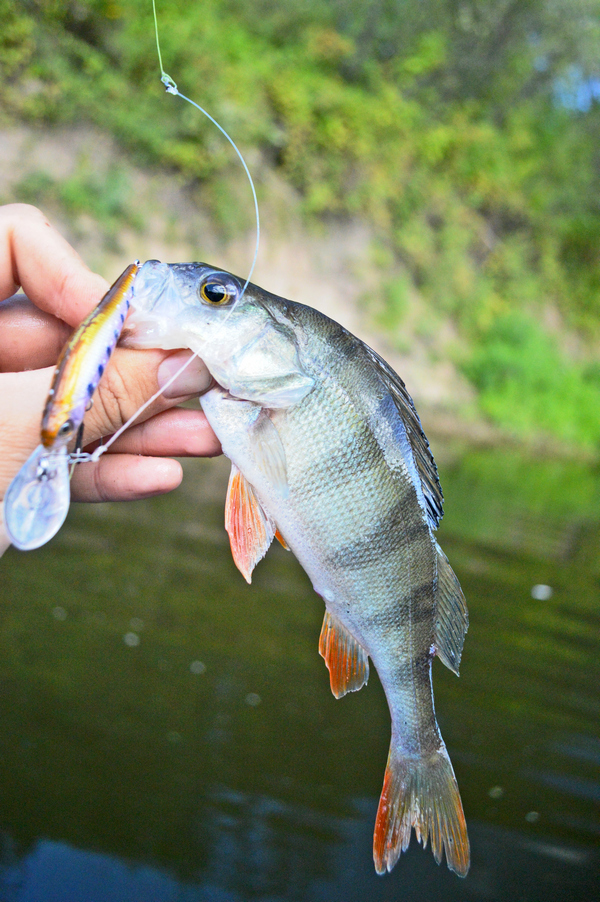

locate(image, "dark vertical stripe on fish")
[[326, 503, 430, 570]]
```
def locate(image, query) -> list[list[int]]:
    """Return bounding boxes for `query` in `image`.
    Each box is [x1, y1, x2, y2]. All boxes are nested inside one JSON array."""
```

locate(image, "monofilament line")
[[151, 0, 260, 300], [68, 5, 261, 465], [68, 351, 201, 464]]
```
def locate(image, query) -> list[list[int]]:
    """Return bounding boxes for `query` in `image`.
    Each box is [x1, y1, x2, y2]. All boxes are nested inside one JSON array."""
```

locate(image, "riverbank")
[[0, 124, 597, 462]]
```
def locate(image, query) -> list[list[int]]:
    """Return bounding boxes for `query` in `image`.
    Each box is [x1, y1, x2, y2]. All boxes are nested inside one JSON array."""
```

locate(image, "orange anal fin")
[[225, 463, 275, 584], [318, 609, 369, 699], [373, 744, 470, 877], [274, 529, 290, 550]]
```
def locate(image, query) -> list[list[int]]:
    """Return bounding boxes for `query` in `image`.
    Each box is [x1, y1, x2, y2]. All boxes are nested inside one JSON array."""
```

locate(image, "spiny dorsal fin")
[[434, 541, 468, 675], [319, 609, 369, 698], [362, 345, 444, 530], [225, 463, 275, 583]]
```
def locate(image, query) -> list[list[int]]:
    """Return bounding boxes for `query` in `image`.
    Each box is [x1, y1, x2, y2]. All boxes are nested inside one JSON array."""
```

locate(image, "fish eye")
[[198, 275, 238, 306], [58, 419, 74, 437]]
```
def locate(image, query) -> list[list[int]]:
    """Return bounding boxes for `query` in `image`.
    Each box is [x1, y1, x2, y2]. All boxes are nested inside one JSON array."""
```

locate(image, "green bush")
[[464, 313, 600, 451], [16, 162, 140, 249], [2, 0, 600, 450]]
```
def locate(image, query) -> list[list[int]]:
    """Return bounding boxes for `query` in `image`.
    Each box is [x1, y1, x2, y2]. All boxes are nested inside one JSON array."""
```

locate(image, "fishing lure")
[[3, 264, 139, 550]]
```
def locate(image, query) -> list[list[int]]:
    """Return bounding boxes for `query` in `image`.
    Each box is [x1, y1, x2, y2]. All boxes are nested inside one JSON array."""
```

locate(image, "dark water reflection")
[[1, 446, 598, 901]]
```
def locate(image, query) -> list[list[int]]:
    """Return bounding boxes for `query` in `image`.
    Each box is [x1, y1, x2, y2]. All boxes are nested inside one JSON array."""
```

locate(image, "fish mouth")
[[119, 259, 221, 355], [119, 260, 181, 350], [119, 316, 163, 349], [130, 260, 173, 309]]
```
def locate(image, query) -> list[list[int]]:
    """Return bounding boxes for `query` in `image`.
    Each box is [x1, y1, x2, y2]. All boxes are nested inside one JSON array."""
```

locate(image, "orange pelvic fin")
[[318, 609, 369, 699], [373, 743, 470, 877], [225, 463, 275, 584], [274, 529, 290, 550]]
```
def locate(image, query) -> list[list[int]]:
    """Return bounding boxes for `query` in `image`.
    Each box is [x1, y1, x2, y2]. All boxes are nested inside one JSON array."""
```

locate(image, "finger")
[[0, 294, 73, 372], [92, 407, 222, 458], [0, 204, 108, 324], [70, 454, 183, 502], [0, 351, 213, 502], [81, 349, 214, 445]]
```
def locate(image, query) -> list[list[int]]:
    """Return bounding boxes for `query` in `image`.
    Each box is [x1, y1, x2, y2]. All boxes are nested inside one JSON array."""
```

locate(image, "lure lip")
[[3, 444, 71, 551]]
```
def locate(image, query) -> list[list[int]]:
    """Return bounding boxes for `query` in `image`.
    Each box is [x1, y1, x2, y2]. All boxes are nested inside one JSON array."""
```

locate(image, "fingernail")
[[157, 351, 212, 399]]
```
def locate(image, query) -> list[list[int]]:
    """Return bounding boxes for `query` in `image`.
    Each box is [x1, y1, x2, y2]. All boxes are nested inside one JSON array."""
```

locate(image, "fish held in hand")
[[125, 259, 470, 877]]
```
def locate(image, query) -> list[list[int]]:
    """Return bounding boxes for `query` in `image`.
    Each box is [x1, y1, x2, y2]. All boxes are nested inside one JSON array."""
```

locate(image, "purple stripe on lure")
[[41, 263, 139, 448], [4, 262, 139, 551]]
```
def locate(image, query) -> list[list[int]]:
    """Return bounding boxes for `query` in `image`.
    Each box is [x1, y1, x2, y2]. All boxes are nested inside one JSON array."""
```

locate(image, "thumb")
[[0, 368, 54, 499]]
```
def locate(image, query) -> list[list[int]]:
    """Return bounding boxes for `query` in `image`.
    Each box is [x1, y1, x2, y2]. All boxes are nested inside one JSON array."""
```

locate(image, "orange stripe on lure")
[[42, 262, 139, 447], [3, 263, 139, 551]]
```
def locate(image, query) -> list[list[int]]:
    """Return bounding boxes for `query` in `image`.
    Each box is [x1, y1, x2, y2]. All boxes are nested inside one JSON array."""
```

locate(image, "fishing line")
[[69, 2, 261, 466], [69, 351, 200, 463], [152, 0, 260, 300]]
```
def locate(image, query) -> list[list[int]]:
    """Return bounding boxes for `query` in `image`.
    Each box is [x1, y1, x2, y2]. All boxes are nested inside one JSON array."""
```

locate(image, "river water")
[[1, 444, 598, 902]]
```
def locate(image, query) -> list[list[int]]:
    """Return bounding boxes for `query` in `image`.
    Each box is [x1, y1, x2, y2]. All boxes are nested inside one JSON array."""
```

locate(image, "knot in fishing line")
[[161, 72, 178, 95], [67, 450, 98, 466]]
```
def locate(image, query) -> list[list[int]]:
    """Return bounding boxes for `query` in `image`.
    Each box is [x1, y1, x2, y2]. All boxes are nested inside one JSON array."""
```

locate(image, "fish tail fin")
[[373, 742, 469, 877]]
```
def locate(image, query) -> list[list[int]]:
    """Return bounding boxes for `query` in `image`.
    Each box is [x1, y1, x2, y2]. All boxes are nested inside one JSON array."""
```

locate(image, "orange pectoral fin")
[[225, 464, 275, 584], [318, 609, 369, 698]]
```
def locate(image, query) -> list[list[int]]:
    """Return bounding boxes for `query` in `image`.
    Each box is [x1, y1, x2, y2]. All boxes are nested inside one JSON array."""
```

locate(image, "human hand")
[[0, 204, 221, 555]]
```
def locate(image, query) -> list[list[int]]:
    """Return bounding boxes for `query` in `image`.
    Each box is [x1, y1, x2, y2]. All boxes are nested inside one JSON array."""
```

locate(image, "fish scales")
[[276, 307, 436, 635], [124, 261, 470, 877]]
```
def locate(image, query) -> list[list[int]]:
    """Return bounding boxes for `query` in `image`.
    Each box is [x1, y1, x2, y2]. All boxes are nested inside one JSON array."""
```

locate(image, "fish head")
[[123, 260, 255, 357], [124, 260, 313, 406]]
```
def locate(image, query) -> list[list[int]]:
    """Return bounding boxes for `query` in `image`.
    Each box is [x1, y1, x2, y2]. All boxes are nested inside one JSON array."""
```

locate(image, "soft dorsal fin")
[[319, 609, 369, 698], [363, 345, 444, 530], [225, 463, 275, 583], [434, 541, 468, 675]]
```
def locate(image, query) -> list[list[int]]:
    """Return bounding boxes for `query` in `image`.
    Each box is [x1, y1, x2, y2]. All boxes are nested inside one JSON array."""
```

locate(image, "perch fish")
[[124, 259, 470, 876]]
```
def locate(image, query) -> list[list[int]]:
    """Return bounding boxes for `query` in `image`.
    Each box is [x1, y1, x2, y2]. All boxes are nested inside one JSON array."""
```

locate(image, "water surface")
[[1, 446, 598, 901]]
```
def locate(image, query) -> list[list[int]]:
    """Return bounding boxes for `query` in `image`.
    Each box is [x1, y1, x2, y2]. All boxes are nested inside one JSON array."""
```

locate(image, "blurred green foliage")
[[16, 161, 140, 248], [463, 313, 600, 450], [1, 0, 600, 450]]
